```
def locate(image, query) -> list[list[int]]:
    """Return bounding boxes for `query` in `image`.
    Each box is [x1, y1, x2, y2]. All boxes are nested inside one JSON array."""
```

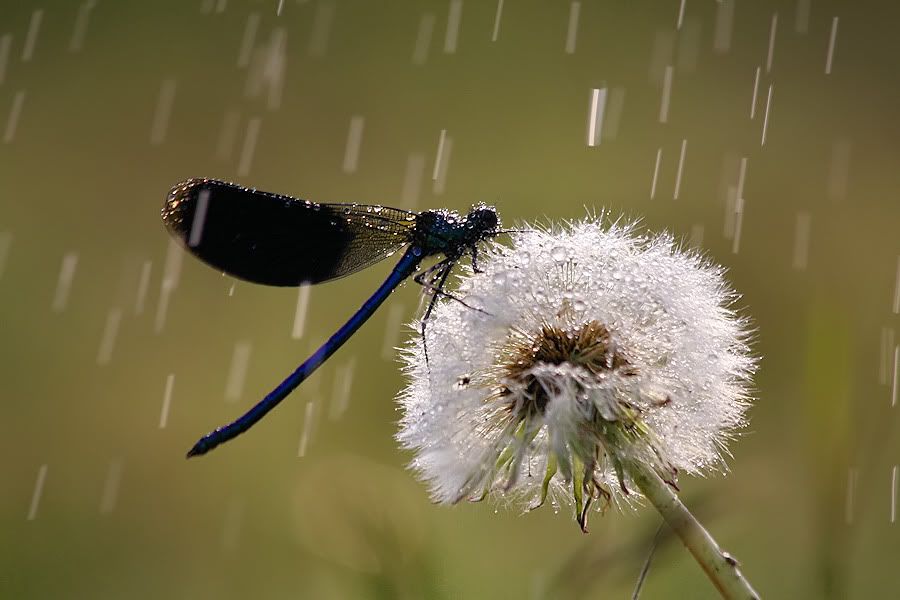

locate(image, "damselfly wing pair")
[[162, 178, 502, 457]]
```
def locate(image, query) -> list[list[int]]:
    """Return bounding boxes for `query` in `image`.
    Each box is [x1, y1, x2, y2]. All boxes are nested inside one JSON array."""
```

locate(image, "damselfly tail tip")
[[186, 437, 213, 459]]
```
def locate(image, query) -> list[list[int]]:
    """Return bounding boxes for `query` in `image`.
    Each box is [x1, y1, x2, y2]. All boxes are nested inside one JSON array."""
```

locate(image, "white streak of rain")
[[291, 283, 311, 339], [827, 140, 851, 201], [650, 147, 662, 200], [52, 252, 79, 313], [677, 19, 701, 72], [732, 195, 745, 254], [659, 65, 673, 123], [381, 303, 406, 360], [795, 0, 810, 34], [329, 358, 356, 420], [766, 13, 778, 73], [237, 14, 260, 67], [491, 0, 504, 42], [0, 35, 11, 84], [308, 0, 335, 57], [586, 87, 606, 147], [21, 10, 43, 62], [881, 328, 896, 386], [761, 84, 773, 145], [673, 139, 687, 200], [892, 465, 898, 523], [750, 66, 761, 119], [412, 13, 436, 65], [3, 90, 25, 143], [99, 458, 124, 514], [825, 17, 839, 74], [222, 498, 244, 551], [433, 129, 447, 180], [155, 239, 182, 333], [150, 79, 176, 145], [676, 0, 686, 30], [792, 212, 811, 270], [565, 2, 580, 54], [603, 87, 625, 140], [845, 467, 858, 524], [689, 224, 704, 248], [27, 464, 48, 520], [648, 31, 675, 84], [0, 232, 12, 279], [713, 0, 735, 53], [224, 341, 253, 403], [236, 116, 261, 176], [401, 153, 426, 208], [160, 373, 175, 428], [724, 185, 737, 239], [444, 0, 463, 54], [893, 256, 900, 313], [97, 308, 123, 365], [69, 1, 97, 53], [892, 345, 899, 408], [216, 109, 240, 161], [342, 115, 365, 173], [297, 400, 317, 457], [433, 135, 453, 195], [187, 189, 211, 247]]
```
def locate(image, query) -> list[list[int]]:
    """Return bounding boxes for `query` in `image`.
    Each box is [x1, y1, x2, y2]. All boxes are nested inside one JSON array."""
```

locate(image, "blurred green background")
[[2, 1, 899, 598]]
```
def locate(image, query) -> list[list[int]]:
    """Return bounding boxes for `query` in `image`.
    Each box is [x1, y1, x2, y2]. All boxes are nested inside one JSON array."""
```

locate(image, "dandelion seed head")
[[396, 217, 755, 526]]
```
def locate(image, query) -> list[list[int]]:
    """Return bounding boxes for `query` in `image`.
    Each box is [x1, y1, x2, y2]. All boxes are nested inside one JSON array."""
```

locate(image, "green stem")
[[624, 458, 760, 600]]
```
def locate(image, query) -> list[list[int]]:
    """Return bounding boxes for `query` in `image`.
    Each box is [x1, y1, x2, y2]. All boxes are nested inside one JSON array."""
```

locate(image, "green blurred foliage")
[[1, 1, 899, 598]]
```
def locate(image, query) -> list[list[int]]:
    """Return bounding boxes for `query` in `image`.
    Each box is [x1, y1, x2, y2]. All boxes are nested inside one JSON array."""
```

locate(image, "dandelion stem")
[[625, 458, 760, 600]]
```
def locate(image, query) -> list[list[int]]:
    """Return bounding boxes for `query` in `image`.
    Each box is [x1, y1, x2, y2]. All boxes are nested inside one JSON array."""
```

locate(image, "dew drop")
[[550, 246, 567, 262]]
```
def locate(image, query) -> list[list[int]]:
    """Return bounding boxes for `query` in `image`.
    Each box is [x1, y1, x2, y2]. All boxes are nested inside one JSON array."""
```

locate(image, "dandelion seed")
[[397, 218, 754, 531]]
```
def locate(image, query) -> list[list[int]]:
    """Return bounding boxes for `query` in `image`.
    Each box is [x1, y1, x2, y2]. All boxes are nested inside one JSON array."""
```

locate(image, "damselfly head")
[[464, 204, 500, 238]]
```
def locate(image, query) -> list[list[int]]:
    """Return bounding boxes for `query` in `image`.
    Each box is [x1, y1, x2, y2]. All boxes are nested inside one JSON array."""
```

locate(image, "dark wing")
[[162, 178, 417, 286]]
